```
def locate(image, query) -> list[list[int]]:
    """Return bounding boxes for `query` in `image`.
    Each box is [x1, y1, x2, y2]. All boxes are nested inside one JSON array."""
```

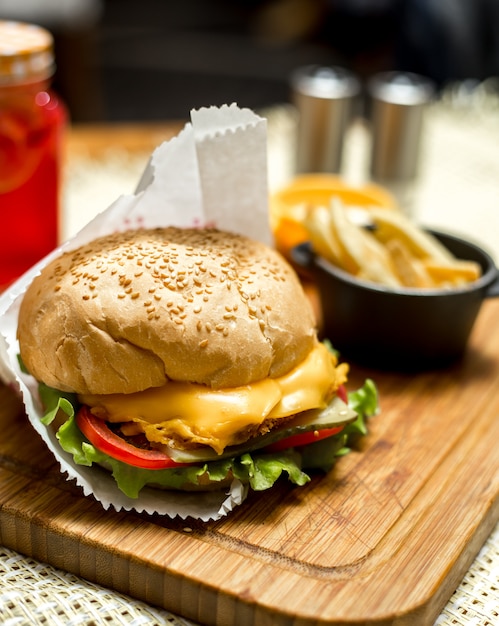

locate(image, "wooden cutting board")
[[1, 299, 498, 626]]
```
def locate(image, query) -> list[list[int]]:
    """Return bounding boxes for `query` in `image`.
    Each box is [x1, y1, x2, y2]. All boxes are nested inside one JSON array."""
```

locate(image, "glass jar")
[[0, 21, 67, 289]]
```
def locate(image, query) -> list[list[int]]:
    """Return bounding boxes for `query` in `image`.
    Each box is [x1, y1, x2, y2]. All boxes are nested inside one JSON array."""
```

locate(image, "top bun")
[[18, 227, 317, 395]]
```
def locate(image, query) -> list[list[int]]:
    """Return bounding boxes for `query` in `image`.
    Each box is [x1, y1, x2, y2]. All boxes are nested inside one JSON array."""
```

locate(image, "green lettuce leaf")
[[38, 383, 79, 426], [348, 378, 379, 424], [339, 378, 379, 453], [235, 451, 310, 490]]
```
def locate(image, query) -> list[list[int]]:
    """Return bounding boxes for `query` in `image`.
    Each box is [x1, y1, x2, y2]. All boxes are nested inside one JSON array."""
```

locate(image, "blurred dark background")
[[1, 0, 498, 122]]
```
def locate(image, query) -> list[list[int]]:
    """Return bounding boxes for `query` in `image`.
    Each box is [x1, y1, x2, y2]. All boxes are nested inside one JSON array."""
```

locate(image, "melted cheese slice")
[[79, 342, 348, 454]]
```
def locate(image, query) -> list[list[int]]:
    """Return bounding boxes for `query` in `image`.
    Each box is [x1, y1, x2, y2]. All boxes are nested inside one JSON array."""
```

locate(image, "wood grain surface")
[[1, 293, 498, 626]]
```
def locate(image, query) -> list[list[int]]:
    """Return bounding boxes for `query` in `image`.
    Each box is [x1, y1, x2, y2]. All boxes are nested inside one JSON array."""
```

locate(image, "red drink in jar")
[[0, 21, 67, 290]]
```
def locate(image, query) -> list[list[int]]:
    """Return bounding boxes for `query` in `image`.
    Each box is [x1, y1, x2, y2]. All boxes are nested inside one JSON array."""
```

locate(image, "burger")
[[17, 227, 377, 498]]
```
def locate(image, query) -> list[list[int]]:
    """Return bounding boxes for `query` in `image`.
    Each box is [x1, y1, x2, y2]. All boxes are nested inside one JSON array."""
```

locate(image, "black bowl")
[[292, 230, 499, 370]]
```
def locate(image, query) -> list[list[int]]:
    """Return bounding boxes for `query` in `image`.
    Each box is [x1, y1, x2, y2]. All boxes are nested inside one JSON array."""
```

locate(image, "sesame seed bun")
[[18, 227, 316, 395]]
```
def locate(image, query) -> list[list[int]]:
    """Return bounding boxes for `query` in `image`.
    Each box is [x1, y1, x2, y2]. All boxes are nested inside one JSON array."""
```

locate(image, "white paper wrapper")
[[0, 103, 272, 521]]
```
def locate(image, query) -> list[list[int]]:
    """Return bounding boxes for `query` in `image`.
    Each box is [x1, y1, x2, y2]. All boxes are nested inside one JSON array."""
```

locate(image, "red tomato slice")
[[337, 383, 348, 404], [264, 425, 345, 453], [76, 406, 190, 470]]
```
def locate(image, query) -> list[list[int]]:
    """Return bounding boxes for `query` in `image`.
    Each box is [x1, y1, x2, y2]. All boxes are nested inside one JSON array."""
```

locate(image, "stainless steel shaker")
[[291, 65, 360, 174], [368, 71, 435, 212]]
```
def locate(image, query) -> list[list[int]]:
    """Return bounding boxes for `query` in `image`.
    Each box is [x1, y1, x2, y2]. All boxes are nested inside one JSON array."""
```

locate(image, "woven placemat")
[[435, 521, 499, 626], [0, 545, 196, 625]]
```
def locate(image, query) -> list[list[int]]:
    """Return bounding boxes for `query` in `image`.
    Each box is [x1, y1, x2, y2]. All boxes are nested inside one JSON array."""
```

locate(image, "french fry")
[[368, 208, 454, 262], [386, 238, 435, 288], [423, 259, 482, 286], [303, 205, 351, 272], [329, 199, 401, 287], [294, 192, 481, 291]]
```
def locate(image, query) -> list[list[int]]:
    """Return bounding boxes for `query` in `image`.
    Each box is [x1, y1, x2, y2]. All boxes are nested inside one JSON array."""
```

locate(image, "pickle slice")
[[168, 396, 357, 463]]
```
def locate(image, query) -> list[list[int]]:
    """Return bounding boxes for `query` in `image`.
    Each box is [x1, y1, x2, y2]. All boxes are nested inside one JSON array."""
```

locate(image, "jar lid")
[[0, 21, 55, 83], [291, 65, 360, 100], [368, 72, 434, 106]]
